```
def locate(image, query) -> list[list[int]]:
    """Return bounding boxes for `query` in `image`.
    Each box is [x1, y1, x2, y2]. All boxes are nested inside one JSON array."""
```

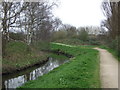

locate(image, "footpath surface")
[[94, 48, 118, 88]]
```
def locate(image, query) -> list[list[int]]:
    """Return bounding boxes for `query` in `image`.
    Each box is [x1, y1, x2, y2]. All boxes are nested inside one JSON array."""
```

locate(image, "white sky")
[[52, 0, 106, 28]]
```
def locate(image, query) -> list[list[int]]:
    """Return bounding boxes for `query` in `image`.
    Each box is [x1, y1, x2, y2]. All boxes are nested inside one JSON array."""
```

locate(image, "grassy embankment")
[[19, 43, 100, 88], [54, 38, 100, 46], [55, 38, 119, 61], [2, 41, 49, 74], [3, 41, 69, 74]]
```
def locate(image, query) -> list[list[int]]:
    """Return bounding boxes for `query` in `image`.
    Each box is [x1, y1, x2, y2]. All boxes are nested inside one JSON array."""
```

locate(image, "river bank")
[[2, 41, 73, 75], [2, 56, 69, 89], [2, 41, 50, 75], [19, 43, 100, 88]]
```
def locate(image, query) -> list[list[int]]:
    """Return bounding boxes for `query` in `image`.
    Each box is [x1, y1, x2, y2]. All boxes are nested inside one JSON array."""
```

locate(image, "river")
[[2, 57, 69, 89]]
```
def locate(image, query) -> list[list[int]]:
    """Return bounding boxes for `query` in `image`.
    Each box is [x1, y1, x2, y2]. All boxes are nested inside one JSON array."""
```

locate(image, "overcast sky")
[[52, 0, 106, 28]]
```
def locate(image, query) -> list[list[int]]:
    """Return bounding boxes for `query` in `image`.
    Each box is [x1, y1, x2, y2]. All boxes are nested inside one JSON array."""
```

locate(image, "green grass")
[[54, 38, 100, 46], [3, 41, 48, 74], [19, 43, 100, 88], [49, 53, 69, 60], [54, 38, 85, 45], [31, 41, 50, 51], [99, 45, 120, 61]]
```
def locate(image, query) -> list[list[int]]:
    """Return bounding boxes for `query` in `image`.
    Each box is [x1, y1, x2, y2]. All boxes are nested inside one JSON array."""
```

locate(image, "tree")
[[0, 2, 28, 55], [52, 17, 62, 31], [1, 2, 28, 41], [63, 24, 77, 38], [101, 0, 120, 57], [101, 0, 120, 39], [0, 1, 58, 56], [78, 28, 88, 41], [52, 30, 67, 41]]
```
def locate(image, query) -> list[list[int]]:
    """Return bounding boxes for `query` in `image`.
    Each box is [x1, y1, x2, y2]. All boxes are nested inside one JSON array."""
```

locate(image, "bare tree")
[[0, 0, 58, 56], [101, 0, 120, 56], [101, 0, 120, 39], [1, 2, 28, 41]]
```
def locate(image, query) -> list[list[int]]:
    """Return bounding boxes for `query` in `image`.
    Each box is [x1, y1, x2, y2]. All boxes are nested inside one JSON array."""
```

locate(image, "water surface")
[[2, 57, 69, 89]]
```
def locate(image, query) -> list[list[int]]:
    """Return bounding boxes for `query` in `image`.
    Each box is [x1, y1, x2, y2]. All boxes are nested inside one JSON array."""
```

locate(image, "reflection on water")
[[4, 75, 27, 89], [3, 57, 69, 89]]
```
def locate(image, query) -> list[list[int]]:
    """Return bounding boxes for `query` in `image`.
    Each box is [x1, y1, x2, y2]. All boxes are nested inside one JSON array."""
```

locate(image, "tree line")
[[0, 1, 62, 55], [101, 0, 120, 56], [51, 24, 102, 44], [1, 0, 119, 57]]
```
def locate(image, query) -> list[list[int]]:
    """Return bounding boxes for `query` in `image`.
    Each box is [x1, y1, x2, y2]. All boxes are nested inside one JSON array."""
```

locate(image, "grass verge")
[[2, 41, 48, 74], [19, 43, 100, 88], [54, 38, 100, 46]]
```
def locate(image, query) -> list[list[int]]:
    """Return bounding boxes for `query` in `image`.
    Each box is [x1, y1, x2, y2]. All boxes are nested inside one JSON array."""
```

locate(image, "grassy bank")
[[2, 41, 48, 74], [54, 38, 100, 46], [49, 53, 69, 60], [19, 43, 100, 88]]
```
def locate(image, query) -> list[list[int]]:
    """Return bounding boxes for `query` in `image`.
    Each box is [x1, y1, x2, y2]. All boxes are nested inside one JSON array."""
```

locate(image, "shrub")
[[32, 41, 50, 51], [78, 29, 88, 41], [9, 32, 25, 41], [51, 30, 67, 41]]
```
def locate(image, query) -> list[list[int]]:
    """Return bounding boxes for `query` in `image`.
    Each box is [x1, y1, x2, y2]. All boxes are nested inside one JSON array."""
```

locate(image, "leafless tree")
[[0, 1, 58, 56], [1, 2, 28, 41], [101, 0, 120, 39]]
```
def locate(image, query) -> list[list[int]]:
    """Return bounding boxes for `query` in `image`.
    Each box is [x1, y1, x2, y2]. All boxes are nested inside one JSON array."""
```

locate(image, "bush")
[[5, 41, 30, 56], [51, 30, 67, 41], [78, 30, 88, 41], [9, 32, 25, 41], [107, 37, 119, 51], [106, 36, 120, 60], [88, 39, 101, 45], [32, 41, 50, 51]]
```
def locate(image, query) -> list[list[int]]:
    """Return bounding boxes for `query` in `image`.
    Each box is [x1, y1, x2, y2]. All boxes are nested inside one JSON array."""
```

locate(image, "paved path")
[[94, 48, 118, 88]]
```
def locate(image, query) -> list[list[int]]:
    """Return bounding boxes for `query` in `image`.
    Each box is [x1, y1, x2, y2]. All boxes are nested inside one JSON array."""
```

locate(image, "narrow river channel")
[[2, 57, 69, 89]]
